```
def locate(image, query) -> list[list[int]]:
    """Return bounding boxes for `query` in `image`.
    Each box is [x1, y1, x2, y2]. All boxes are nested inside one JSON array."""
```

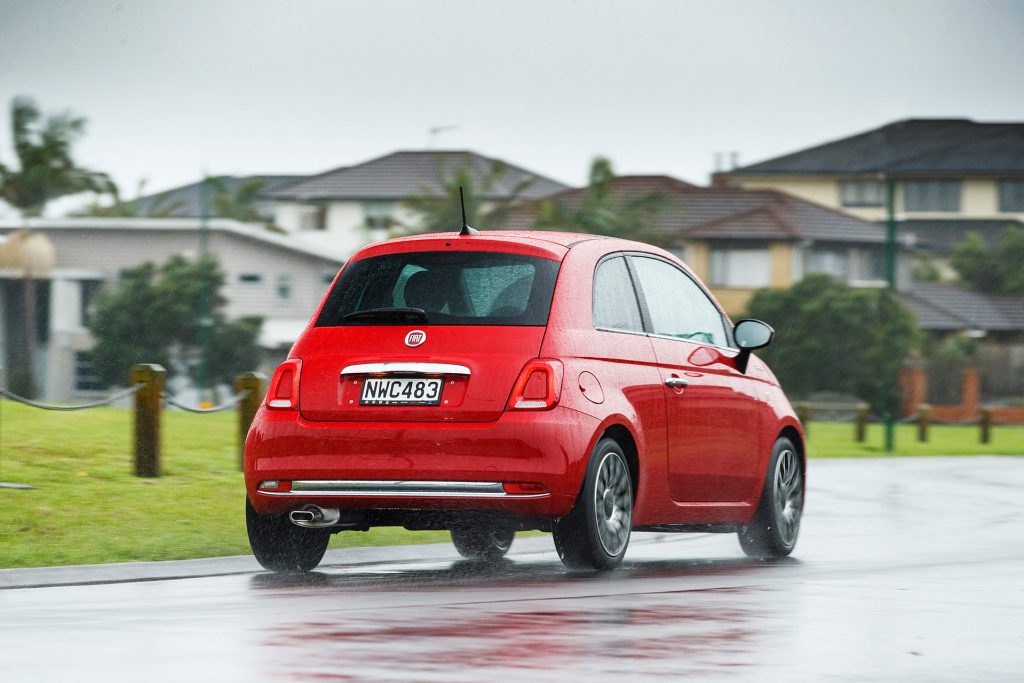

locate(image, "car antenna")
[[459, 186, 478, 236]]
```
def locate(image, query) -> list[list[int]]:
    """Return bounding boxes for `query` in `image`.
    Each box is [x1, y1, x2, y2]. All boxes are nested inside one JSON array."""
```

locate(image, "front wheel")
[[450, 526, 515, 561], [553, 438, 633, 570], [738, 437, 803, 558], [246, 498, 330, 572]]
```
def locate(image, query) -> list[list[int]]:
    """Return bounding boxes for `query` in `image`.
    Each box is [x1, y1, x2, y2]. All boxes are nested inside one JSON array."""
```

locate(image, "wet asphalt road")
[[2, 457, 1023, 682]]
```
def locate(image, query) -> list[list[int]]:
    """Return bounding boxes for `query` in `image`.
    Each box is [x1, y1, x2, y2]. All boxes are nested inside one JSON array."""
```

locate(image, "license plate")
[[360, 377, 443, 406]]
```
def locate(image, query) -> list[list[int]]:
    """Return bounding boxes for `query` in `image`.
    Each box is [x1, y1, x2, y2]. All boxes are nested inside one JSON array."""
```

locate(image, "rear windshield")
[[316, 251, 561, 326]]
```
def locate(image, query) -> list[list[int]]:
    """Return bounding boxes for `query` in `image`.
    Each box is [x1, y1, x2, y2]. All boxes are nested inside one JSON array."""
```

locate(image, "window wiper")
[[341, 307, 429, 323]]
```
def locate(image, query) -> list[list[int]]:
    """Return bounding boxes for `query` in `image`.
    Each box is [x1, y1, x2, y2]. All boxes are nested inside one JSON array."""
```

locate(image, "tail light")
[[508, 358, 563, 411], [267, 359, 301, 410]]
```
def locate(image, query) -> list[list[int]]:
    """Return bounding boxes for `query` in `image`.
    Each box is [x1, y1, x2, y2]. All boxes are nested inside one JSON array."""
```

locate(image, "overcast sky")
[[1, 0, 1022, 216]]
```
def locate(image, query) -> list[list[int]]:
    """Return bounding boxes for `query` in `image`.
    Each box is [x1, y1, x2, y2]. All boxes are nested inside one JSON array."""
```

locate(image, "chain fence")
[[0, 384, 143, 411], [163, 390, 251, 414]]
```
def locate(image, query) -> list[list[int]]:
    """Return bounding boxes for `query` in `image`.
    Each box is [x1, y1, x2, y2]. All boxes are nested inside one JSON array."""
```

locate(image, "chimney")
[[729, 152, 739, 170]]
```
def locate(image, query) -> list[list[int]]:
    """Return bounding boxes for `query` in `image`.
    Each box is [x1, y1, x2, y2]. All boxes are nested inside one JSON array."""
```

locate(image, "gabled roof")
[[135, 175, 304, 218], [268, 151, 568, 202], [502, 175, 889, 244], [720, 119, 1024, 177], [900, 283, 1024, 332]]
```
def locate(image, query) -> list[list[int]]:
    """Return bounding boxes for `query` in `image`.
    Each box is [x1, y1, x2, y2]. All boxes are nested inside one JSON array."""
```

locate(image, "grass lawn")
[[806, 420, 1024, 457], [1, 400, 1021, 568]]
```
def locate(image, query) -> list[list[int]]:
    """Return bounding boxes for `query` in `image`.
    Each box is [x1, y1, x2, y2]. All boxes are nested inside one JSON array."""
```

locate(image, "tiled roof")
[[719, 119, 1024, 176], [502, 176, 888, 244], [135, 176, 303, 219], [268, 151, 568, 201], [896, 219, 1024, 253], [900, 283, 1024, 332]]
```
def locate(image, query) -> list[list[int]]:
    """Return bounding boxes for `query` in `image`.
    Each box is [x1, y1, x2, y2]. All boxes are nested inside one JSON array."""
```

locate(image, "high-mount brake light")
[[508, 359, 563, 411], [267, 359, 301, 410]]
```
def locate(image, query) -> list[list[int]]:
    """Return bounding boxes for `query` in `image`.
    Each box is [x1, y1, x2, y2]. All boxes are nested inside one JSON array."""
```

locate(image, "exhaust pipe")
[[289, 505, 342, 528]]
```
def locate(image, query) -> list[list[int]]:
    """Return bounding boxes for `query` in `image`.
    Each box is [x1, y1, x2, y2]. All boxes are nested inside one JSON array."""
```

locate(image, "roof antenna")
[[459, 186, 478, 236]]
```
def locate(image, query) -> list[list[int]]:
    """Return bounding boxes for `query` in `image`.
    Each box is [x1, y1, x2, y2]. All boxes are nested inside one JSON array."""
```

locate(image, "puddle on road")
[[251, 560, 792, 681]]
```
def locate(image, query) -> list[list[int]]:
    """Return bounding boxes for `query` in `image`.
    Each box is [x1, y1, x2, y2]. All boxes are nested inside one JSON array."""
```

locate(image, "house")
[[503, 175, 905, 314], [266, 150, 569, 256], [712, 118, 1024, 255], [0, 218, 345, 402]]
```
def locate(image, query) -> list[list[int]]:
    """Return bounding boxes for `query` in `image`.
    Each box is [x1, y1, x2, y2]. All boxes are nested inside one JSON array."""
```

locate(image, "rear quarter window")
[[316, 251, 561, 326]]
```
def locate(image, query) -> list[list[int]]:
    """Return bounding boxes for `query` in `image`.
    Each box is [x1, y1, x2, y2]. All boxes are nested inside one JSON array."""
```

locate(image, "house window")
[[239, 273, 262, 284], [364, 201, 395, 242], [75, 352, 105, 391], [903, 180, 961, 212], [997, 180, 1024, 212], [709, 248, 771, 288], [839, 180, 884, 207], [299, 205, 326, 231], [276, 274, 292, 301], [806, 249, 850, 279]]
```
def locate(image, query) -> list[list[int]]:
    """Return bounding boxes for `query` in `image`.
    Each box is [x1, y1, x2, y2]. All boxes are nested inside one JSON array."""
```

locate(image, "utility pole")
[[197, 174, 211, 406], [884, 175, 898, 453]]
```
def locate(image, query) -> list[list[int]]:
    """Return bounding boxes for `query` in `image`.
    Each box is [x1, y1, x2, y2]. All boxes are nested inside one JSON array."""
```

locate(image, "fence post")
[[980, 407, 992, 444], [795, 402, 810, 437], [130, 364, 165, 478], [917, 404, 931, 443], [235, 372, 266, 470], [854, 403, 869, 443]]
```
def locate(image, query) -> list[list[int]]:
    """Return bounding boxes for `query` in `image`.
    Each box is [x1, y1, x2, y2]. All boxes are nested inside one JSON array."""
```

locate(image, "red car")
[[244, 230, 805, 571]]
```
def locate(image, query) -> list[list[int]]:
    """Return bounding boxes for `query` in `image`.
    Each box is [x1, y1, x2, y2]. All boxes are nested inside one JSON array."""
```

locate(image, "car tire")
[[552, 437, 633, 570], [246, 497, 330, 572], [738, 436, 803, 558], [450, 526, 515, 561]]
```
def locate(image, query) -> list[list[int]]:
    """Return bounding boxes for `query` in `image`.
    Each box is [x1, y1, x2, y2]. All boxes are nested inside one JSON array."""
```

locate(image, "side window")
[[630, 256, 728, 347], [593, 256, 643, 332]]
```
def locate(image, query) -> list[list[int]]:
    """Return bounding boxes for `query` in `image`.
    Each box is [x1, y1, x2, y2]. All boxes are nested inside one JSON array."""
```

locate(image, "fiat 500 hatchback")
[[244, 230, 805, 571]]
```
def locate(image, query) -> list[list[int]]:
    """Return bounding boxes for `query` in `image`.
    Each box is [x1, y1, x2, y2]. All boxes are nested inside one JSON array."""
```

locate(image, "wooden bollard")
[[130, 364, 166, 478], [235, 372, 266, 469], [917, 404, 931, 443], [795, 402, 810, 437], [855, 403, 869, 443], [980, 407, 992, 444]]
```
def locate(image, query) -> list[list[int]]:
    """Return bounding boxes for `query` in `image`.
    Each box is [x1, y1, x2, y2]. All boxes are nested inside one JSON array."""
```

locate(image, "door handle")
[[664, 377, 689, 389]]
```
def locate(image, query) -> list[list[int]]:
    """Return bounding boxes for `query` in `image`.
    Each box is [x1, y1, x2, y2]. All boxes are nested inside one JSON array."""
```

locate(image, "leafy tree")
[[744, 274, 918, 415], [401, 157, 535, 233], [0, 96, 112, 214], [532, 157, 670, 244], [950, 226, 1024, 295], [89, 255, 262, 388]]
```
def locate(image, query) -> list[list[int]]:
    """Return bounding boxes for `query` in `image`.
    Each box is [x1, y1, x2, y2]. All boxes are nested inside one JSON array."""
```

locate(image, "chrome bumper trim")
[[262, 480, 548, 498], [340, 363, 471, 376]]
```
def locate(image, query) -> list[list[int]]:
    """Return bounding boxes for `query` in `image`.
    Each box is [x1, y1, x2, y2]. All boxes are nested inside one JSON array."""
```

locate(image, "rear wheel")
[[739, 437, 803, 558], [246, 498, 330, 572], [450, 526, 515, 561], [553, 438, 633, 570]]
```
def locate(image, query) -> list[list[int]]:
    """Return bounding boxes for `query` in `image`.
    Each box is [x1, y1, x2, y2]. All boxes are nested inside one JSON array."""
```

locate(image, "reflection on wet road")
[[3, 457, 1024, 682]]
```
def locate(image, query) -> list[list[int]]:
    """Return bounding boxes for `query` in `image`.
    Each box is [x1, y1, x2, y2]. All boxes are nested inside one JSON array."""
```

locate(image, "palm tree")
[[79, 179, 185, 218], [532, 157, 671, 244], [0, 96, 112, 397], [401, 155, 535, 234]]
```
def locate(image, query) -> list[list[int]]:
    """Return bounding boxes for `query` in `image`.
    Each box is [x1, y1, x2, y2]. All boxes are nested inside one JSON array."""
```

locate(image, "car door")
[[628, 254, 762, 503]]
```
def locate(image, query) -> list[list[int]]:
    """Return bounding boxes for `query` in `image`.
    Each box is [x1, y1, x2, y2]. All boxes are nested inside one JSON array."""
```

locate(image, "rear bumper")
[[243, 406, 599, 518]]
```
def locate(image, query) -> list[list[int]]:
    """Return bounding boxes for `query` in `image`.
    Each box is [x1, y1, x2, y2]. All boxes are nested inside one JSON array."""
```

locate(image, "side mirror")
[[733, 319, 774, 373]]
